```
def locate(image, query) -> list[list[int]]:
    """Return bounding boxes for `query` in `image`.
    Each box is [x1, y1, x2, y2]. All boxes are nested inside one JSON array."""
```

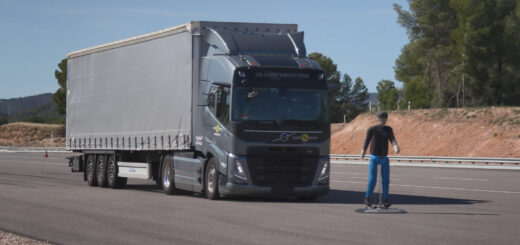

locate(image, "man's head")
[[377, 111, 388, 126]]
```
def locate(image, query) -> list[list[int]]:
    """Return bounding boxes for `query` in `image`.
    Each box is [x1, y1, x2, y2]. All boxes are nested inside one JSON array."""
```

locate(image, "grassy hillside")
[[332, 107, 520, 158], [0, 122, 65, 146]]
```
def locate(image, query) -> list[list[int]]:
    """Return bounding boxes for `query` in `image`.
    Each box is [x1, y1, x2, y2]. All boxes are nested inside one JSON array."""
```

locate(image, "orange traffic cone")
[[44, 150, 48, 158]]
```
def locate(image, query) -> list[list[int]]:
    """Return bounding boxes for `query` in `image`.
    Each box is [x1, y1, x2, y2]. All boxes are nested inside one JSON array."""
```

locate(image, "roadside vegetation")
[[0, 122, 65, 147]]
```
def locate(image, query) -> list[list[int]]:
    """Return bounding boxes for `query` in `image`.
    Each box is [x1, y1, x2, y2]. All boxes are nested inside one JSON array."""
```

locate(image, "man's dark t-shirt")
[[362, 125, 397, 157]]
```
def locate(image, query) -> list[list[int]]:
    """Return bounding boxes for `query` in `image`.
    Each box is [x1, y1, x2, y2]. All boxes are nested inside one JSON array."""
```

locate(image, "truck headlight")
[[317, 161, 329, 185], [231, 159, 248, 184]]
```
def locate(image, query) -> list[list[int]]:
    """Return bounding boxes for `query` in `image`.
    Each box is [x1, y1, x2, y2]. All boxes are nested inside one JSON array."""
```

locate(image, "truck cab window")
[[216, 87, 230, 125]]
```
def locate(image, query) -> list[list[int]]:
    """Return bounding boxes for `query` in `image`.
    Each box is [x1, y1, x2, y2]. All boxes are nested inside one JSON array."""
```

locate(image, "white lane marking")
[[349, 176, 401, 181], [0, 160, 64, 165], [331, 171, 396, 177], [333, 180, 365, 184], [331, 180, 520, 194], [331, 172, 363, 175], [395, 184, 520, 194], [435, 177, 489, 181]]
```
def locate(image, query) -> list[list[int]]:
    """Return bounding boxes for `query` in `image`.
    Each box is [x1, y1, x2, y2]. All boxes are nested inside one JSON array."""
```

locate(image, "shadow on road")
[[125, 184, 163, 193], [221, 189, 490, 206], [120, 185, 489, 207], [319, 189, 489, 205]]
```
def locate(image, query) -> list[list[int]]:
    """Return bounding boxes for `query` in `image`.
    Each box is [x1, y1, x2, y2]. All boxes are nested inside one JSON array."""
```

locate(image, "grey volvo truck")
[[67, 21, 330, 200]]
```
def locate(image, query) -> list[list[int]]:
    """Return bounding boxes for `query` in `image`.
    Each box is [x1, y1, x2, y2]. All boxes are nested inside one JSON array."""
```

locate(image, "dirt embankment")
[[332, 107, 520, 158], [0, 122, 65, 147]]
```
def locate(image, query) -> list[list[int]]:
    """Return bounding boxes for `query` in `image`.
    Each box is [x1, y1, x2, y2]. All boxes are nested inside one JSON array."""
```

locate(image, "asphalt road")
[[0, 152, 519, 245]]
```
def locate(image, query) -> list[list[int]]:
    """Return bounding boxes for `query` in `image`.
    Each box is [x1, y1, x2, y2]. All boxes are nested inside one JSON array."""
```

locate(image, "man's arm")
[[389, 128, 399, 154], [360, 128, 373, 159]]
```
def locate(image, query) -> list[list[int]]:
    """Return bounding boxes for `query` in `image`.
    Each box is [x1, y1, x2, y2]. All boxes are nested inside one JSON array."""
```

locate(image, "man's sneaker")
[[383, 199, 392, 209], [364, 198, 372, 207]]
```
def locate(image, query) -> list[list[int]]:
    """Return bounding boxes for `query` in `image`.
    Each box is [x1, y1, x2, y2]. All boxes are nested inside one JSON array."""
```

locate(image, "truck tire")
[[205, 158, 220, 200], [96, 154, 108, 187], [86, 154, 97, 186], [162, 155, 179, 195], [107, 155, 126, 189]]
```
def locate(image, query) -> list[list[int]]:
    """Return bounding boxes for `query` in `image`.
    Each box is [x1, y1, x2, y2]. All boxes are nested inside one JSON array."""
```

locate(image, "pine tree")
[[309, 52, 369, 122], [376, 80, 399, 110], [53, 59, 67, 115]]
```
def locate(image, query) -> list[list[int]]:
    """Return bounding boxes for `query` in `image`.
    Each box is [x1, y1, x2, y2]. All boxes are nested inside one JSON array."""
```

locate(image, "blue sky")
[[0, 0, 409, 99]]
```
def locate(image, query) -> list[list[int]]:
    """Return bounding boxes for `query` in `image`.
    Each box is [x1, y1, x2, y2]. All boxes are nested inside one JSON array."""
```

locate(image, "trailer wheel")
[[107, 155, 126, 189], [96, 154, 107, 187], [86, 155, 97, 186], [205, 158, 220, 200], [162, 155, 179, 195]]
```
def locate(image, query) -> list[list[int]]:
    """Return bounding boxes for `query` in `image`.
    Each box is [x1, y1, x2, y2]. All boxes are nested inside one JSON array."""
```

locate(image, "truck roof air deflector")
[[204, 28, 306, 57]]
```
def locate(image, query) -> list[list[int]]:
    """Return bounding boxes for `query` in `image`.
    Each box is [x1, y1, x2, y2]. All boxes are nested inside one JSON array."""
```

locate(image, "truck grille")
[[246, 147, 319, 187]]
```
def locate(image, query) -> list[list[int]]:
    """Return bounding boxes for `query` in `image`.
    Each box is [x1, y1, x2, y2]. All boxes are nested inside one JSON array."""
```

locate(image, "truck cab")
[[193, 26, 330, 199]]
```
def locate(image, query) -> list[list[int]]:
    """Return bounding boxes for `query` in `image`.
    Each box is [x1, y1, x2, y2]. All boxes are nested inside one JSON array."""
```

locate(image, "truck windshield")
[[232, 87, 329, 125]]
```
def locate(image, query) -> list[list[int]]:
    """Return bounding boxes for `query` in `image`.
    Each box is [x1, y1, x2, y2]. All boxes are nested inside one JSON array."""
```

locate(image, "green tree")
[[308, 52, 342, 122], [394, 0, 460, 107], [0, 117, 7, 126], [309, 52, 369, 123], [395, 0, 520, 107], [347, 77, 369, 119], [395, 41, 435, 109], [53, 59, 67, 115], [451, 0, 520, 105], [377, 80, 399, 110]]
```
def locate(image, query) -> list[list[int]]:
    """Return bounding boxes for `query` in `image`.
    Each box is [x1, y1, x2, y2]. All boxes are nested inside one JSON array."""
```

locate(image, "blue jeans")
[[365, 155, 390, 199]]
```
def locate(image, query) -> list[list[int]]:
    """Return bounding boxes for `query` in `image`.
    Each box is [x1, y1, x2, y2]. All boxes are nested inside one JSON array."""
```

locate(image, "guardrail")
[[330, 154, 520, 165], [1, 147, 519, 165]]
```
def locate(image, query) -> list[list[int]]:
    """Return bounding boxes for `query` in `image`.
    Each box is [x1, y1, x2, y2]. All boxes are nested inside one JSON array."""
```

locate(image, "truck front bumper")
[[219, 182, 329, 198]]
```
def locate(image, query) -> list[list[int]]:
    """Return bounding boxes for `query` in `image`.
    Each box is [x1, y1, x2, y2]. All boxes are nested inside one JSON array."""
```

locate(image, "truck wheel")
[[162, 155, 179, 195], [96, 155, 108, 187], [107, 155, 126, 189], [205, 158, 220, 200], [86, 155, 97, 186]]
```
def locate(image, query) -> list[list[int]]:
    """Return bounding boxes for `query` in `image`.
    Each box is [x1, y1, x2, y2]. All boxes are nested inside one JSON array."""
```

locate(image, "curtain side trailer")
[[67, 21, 331, 200]]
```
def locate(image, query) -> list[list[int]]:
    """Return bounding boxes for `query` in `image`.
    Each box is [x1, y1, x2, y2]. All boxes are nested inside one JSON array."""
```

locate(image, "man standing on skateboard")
[[361, 111, 400, 208]]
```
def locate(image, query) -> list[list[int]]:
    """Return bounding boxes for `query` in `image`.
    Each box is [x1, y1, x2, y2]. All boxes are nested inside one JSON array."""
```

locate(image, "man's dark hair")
[[377, 111, 388, 119]]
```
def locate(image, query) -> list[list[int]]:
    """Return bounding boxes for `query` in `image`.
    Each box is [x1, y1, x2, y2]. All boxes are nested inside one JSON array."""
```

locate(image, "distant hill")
[[0, 93, 63, 124], [0, 93, 53, 116]]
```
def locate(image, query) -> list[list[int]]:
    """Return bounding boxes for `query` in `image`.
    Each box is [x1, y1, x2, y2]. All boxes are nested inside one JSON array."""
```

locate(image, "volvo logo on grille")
[[273, 132, 294, 143]]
